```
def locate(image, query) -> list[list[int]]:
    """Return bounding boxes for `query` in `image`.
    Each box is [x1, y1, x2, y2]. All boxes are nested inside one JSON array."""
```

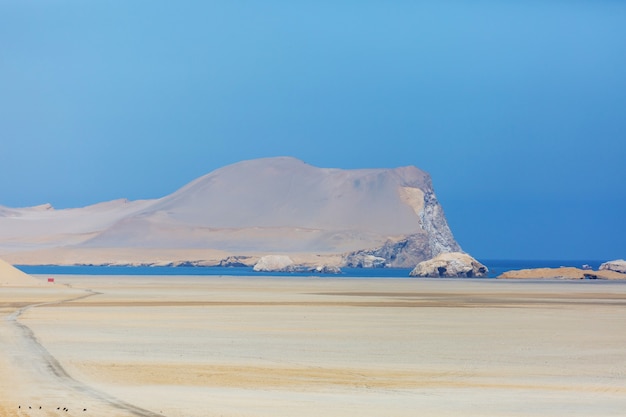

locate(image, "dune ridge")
[[0, 258, 40, 286]]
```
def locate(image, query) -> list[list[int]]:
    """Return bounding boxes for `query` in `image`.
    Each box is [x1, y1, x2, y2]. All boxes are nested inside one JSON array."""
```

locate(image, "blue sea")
[[16, 259, 603, 279]]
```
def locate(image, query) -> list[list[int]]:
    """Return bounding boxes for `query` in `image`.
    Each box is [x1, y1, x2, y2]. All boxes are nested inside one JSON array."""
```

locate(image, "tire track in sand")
[[4, 289, 165, 417]]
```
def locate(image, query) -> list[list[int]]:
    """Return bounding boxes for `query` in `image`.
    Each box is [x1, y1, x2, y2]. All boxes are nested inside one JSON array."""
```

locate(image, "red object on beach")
[[48, 278, 54, 283]]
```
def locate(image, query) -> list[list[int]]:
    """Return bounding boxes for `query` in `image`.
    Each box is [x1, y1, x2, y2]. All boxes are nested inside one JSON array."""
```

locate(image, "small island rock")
[[599, 259, 626, 274], [309, 265, 342, 274], [409, 252, 488, 278]]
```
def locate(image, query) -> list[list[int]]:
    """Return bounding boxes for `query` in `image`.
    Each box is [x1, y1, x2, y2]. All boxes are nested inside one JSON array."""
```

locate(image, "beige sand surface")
[[2, 275, 626, 417], [0, 259, 41, 286]]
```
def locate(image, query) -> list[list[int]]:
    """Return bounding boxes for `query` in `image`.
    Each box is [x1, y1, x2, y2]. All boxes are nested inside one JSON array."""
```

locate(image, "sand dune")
[[0, 258, 40, 286], [78, 157, 441, 252], [0, 199, 153, 250]]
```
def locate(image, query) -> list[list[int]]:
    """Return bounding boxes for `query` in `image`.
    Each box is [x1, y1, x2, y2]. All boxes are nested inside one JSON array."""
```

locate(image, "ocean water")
[[16, 259, 604, 279], [17, 265, 415, 278]]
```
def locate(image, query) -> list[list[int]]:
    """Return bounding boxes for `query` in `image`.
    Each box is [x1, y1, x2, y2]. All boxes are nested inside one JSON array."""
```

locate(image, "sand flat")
[[2, 276, 626, 416]]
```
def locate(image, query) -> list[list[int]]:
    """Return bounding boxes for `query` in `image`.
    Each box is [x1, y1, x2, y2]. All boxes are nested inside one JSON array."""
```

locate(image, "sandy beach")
[[2, 275, 626, 417]]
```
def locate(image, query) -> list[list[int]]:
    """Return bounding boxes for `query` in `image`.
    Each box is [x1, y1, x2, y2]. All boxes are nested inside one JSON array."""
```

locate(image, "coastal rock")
[[253, 255, 295, 272], [344, 232, 459, 268], [409, 252, 488, 278], [498, 267, 626, 280], [599, 259, 626, 274], [252, 255, 341, 274], [219, 256, 254, 267], [308, 265, 342, 274], [343, 253, 387, 268]]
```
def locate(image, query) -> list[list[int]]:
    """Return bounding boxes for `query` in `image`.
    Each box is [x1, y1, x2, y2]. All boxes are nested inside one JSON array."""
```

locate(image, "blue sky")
[[1, 1, 625, 260]]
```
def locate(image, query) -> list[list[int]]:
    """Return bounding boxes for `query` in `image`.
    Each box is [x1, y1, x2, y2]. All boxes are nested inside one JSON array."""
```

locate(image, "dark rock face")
[[364, 234, 431, 268], [419, 191, 461, 256], [344, 232, 461, 269]]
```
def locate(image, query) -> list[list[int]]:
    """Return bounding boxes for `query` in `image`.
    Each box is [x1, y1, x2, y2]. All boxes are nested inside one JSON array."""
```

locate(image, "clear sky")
[[1, 1, 625, 260]]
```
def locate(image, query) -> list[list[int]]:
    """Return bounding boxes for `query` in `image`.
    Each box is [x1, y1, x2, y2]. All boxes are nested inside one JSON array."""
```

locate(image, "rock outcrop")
[[218, 256, 254, 267], [308, 265, 342, 274], [498, 267, 626, 280], [599, 259, 626, 274], [343, 253, 387, 268], [409, 252, 488, 278], [344, 232, 460, 268], [253, 255, 295, 272], [253, 255, 341, 274]]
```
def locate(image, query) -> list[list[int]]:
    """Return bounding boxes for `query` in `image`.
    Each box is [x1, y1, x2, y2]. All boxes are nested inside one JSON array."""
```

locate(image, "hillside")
[[0, 157, 461, 267]]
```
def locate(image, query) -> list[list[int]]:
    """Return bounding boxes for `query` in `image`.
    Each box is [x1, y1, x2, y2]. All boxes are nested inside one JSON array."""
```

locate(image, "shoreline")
[[15, 263, 626, 281]]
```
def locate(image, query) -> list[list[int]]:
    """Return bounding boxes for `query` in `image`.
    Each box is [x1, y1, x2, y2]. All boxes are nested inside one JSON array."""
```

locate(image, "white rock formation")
[[410, 252, 488, 278], [309, 265, 342, 274], [253, 255, 295, 272], [599, 259, 626, 274]]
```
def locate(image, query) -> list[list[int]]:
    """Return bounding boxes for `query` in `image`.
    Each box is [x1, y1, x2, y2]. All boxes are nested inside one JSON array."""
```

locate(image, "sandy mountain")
[[0, 157, 461, 267]]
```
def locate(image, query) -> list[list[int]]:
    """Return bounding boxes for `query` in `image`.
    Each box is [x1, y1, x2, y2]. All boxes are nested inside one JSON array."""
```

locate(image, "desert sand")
[[2, 273, 626, 417], [0, 259, 41, 286]]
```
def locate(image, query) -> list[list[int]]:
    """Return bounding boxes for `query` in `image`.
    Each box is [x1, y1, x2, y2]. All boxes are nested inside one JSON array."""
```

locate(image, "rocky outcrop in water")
[[253, 255, 295, 272], [599, 259, 626, 274], [409, 252, 488, 278], [308, 265, 342, 274], [343, 253, 387, 268]]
